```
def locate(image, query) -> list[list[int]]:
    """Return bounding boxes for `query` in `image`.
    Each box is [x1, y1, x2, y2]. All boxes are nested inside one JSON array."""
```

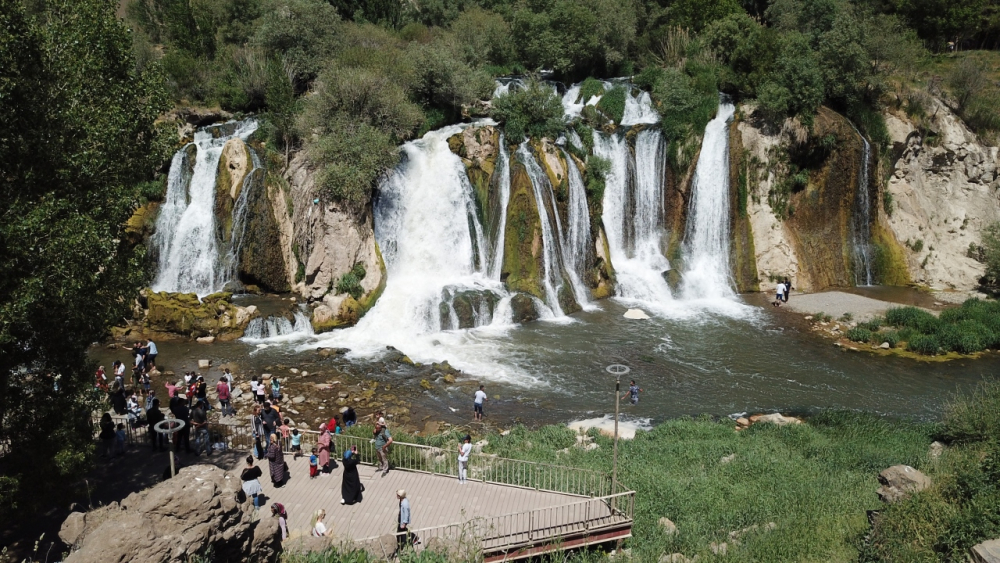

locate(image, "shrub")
[[885, 306, 940, 333], [856, 316, 883, 332], [846, 327, 873, 343], [577, 77, 605, 103], [309, 119, 400, 204], [907, 333, 940, 355], [596, 84, 627, 123], [937, 320, 993, 354], [336, 262, 367, 298], [881, 330, 900, 348], [490, 79, 565, 143]]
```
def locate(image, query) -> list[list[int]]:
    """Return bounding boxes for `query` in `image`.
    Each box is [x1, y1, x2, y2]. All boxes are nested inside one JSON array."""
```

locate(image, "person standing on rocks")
[[458, 434, 472, 484], [191, 401, 210, 457], [145, 339, 157, 370], [374, 418, 393, 477], [241, 456, 264, 510], [255, 377, 267, 404], [217, 377, 232, 416], [474, 385, 487, 421]]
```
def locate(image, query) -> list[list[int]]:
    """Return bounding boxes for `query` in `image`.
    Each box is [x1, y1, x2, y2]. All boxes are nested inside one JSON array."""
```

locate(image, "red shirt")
[[217, 381, 230, 400]]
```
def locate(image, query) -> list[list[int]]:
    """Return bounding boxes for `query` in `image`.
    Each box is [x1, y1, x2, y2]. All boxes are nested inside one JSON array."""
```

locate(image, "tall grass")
[[884, 300, 1000, 355]]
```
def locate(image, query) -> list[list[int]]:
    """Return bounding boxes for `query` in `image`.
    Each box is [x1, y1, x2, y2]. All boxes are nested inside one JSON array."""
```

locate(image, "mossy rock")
[[145, 291, 238, 337], [338, 296, 362, 326], [502, 162, 545, 298], [557, 281, 581, 315], [125, 202, 160, 246], [215, 138, 252, 244], [447, 133, 465, 157], [238, 173, 290, 292], [510, 293, 540, 324]]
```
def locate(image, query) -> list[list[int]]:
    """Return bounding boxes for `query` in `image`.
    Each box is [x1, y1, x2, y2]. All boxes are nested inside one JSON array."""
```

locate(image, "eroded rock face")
[[883, 99, 1000, 290], [60, 464, 280, 563], [877, 464, 931, 503]]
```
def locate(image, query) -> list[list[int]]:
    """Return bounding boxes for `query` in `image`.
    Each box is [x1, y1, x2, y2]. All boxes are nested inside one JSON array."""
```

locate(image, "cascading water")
[[621, 91, 660, 126], [488, 135, 511, 280], [594, 130, 676, 306], [517, 143, 567, 316], [681, 100, 736, 301], [243, 310, 314, 342], [152, 119, 258, 296], [850, 127, 874, 286], [561, 149, 593, 309]]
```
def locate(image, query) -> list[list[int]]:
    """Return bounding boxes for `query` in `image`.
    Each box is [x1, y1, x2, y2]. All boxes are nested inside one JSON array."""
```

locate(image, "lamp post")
[[155, 417, 185, 478], [605, 364, 630, 495]]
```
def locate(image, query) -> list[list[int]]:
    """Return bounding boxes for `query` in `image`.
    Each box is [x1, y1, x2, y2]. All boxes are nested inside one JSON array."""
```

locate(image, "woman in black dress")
[[340, 445, 363, 505]]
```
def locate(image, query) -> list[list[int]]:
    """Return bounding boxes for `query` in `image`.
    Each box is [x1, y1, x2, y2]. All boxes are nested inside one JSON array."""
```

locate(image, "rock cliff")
[[883, 98, 1000, 290]]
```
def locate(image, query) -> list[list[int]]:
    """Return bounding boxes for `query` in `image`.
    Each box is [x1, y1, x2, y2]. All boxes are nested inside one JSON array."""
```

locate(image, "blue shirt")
[[309, 454, 318, 466], [291, 434, 301, 446], [148, 341, 158, 355], [399, 498, 410, 525]]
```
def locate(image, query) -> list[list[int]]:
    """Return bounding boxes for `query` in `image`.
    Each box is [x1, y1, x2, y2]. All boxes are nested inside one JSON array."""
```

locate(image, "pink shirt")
[[164, 382, 177, 398]]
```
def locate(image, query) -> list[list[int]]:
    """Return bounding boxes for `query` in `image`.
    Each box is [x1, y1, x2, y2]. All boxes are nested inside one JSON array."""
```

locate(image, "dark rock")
[[510, 293, 540, 324]]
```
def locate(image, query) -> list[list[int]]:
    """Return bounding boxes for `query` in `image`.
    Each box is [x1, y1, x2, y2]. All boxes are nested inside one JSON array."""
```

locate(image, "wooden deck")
[[245, 454, 632, 559]]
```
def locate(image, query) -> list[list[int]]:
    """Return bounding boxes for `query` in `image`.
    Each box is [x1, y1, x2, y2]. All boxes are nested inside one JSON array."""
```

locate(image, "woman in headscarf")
[[316, 423, 331, 473], [340, 445, 363, 505], [265, 433, 287, 486], [251, 404, 266, 460], [98, 412, 115, 458], [271, 503, 288, 541]]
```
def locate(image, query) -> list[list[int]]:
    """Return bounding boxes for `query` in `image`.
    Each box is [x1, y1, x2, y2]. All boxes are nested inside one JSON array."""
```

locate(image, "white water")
[[621, 91, 660, 126], [489, 134, 512, 280], [851, 127, 874, 285], [517, 143, 566, 316], [681, 101, 741, 305], [243, 311, 314, 343], [152, 120, 258, 296], [562, 149, 594, 310]]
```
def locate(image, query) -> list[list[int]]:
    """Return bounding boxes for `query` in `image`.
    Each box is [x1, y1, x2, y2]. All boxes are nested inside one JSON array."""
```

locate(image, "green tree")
[[490, 79, 566, 143], [667, 0, 743, 32], [0, 0, 168, 512]]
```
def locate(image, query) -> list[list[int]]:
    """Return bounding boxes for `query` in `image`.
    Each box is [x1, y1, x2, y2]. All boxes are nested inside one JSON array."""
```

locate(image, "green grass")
[[884, 300, 1000, 355]]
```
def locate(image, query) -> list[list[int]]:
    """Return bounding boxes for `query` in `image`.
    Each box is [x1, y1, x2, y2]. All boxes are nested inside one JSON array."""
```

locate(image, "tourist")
[[474, 385, 487, 421], [395, 489, 416, 553], [255, 377, 267, 404], [782, 277, 793, 303], [98, 412, 115, 458], [114, 360, 126, 386], [114, 422, 127, 456], [145, 389, 156, 412], [147, 398, 166, 451], [110, 363, 127, 415], [251, 404, 266, 460], [131, 345, 144, 390], [240, 456, 264, 510], [195, 375, 208, 409], [140, 370, 151, 398], [622, 380, 642, 405], [317, 423, 331, 473], [185, 377, 197, 408], [458, 434, 472, 484], [94, 366, 107, 393], [164, 380, 177, 398], [271, 503, 288, 541], [311, 509, 328, 537], [342, 406, 357, 428], [145, 339, 157, 369], [184, 371, 194, 386], [773, 279, 785, 307], [324, 414, 342, 435], [374, 418, 393, 477], [341, 446, 363, 505], [290, 429, 302, 458], [309, 447, 319, 478], [261, 402, 280, 447], [221, 367, 234, 387], [191, 401, 210, 456], [265, 433, 287, 486], [125, 392, 142, 423], [279, 419, 291, 449], [271, 377, 281, 401], [217, 377, 232, 416], [174, 399, 192, 454]]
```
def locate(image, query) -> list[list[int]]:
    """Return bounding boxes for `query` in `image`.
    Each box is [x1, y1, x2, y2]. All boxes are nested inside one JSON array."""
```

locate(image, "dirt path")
[[777, 291, 937, 322]]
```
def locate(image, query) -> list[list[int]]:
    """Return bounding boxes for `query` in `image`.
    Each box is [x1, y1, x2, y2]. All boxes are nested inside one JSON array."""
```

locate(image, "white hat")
[[378, 417, 386, 425]]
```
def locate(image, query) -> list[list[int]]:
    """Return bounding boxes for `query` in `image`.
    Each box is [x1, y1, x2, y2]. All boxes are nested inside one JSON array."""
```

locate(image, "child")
[[309, 447, 319, 478], [271, 377, 281, 401], [291, 429, 302, 458], [279, 419, 291, 449], [140, 370, 151, 397], [114, 423, 127, 456]]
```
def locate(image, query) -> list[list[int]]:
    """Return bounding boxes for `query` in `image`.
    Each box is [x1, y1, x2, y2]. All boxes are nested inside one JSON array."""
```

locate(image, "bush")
[[937, 320, 993, 354], [577, 77, 605, 103], [881, 330, 900, 348], [336, 262, 367, 298], [885, 306, 940, 333], [596, 84, 627, 123], [846, 327, 873, 343], [907, 333, 940, 355], [309, 119, 400, 204], [490, 79, 565, 143], [856, 316, 883, 332]]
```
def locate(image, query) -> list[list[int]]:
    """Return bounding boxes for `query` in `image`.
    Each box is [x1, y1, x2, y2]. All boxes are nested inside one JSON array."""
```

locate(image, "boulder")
[[929, 441, 945, 459], [510, 293, 540, 324], [877, 465, 931, 503], [972, 538, 1000, 563], [145, 291, 255, 338], [658, 517, 677, 535], [61, 464, 280, 563], [196, 336, 216, 344], [624, 308, 650, 320], [198, 359, 212, 369], [748, 413, 802, 426]]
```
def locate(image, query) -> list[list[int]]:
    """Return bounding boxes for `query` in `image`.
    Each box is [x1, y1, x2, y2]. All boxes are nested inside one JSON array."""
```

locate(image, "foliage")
[[308, 118, 400, 204], [252, 0, 342, 85], [884, 300, 1000, 355], [595, 85, 627, 123], [0, 0, 168, 514], [846, 327, 873, 343], [336, 263, 367, 298], [577, 77, 605, 103], [906, 333, 941, 355], [983, 222, 1000, 287], [490, 79, 565, 143], [584, 155, 610, 204]]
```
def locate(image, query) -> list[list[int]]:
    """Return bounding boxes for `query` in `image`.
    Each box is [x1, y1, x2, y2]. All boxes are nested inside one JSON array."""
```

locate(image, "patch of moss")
[[871, 222, 910, 286], [502, 162, 544, 298]]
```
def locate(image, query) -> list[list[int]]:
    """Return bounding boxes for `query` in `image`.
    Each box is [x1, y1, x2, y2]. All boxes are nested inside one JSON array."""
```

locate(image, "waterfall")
[[621, 91, 660, 126], [517, 143, 566, 315], [681, 100, 736, 300], [851, 128, 874, 285], [151, 119, 258, 296], [221, 150, 263, 286], [243, 310, 314, 342], [595, 130, 675, 305], [561, 149, 593, 309], [489, 135, 511, 280]]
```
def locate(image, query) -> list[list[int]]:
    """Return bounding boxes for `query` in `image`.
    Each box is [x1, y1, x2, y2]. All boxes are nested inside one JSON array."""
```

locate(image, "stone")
[[623, 308, 651, 319], [748, 413, 802, 426], [658, 517, 677, 535], [338, 392, 349, 399], [198, 359, 211, 369], [196, 336, 216, 344], [972, 538, 1000, 563], [735, 417, 750, 427], [292, 396, 306, 404], [877, 465, 932, 503], [289, 368, 299, 374], [929, 441, 945, 459], [880, 342, 891, 349], [442, 373, 456, 384], [510, 293, 540, 324], [420, 379, 433, 390], [720, 453, 737, 464], [60, 464, 280, 563], [710, 542, 727, 556]]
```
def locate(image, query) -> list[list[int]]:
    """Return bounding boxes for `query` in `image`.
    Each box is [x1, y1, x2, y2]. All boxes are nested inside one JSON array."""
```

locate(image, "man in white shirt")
[[474, 385, 487, 421], [458, 434, 472, 484]]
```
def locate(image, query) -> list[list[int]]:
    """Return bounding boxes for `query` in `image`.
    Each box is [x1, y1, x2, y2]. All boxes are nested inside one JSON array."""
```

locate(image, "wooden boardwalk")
[[249, 454, 597, 540]]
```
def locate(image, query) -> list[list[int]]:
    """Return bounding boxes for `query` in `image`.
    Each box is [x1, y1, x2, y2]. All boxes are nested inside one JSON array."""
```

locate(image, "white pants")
[[458, 459, 468, 482]]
